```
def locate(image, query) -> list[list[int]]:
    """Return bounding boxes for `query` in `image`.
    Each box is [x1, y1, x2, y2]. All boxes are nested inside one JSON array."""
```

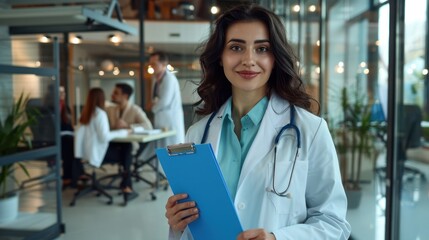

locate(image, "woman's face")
[[221, 20, 274, 97]]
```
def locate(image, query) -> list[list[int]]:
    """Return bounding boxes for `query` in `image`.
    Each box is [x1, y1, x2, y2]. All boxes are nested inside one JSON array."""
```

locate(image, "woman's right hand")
[[165, 194, 199, 232]]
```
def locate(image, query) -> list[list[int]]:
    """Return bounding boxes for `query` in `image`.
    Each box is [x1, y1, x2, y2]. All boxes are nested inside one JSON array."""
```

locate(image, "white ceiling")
[[11, 19, 209, 63]]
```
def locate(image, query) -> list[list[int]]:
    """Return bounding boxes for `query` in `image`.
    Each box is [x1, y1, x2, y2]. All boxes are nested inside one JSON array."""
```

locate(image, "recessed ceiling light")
[[70, 35, 82, 44], [108, 34, 121, 44]]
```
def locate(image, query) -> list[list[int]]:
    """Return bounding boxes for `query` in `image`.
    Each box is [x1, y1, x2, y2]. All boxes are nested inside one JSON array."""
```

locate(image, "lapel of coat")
[[237, 93, 290, 189], [205, 104, 227, 157]]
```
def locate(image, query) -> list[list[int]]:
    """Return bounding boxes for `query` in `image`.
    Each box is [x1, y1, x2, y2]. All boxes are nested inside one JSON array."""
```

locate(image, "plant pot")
[[345, 189, 362, 209], [0, 192, 19, 223]]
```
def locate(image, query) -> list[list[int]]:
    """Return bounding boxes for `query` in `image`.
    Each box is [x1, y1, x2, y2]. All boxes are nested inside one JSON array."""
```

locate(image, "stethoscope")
[[201, 104, 301, 198]]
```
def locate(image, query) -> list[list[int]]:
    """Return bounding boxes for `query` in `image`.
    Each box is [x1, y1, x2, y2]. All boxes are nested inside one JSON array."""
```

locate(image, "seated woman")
[[74, 88, 138, 204]]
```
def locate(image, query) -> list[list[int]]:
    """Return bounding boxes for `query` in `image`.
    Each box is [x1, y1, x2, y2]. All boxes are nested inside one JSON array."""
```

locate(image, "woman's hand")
[[165, 194, 199, 232], [237, 229, 276, 240]]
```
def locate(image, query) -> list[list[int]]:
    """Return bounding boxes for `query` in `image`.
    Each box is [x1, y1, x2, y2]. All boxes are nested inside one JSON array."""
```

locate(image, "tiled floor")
[[57, 167, 172, 240], [346, 152, 429, 240], [8, 154, 429, 240], [58, 186, 172, 240]]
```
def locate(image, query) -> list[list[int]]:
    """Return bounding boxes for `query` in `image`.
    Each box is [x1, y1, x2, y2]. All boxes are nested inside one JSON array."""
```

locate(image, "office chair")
[[400, 105, 427, 181], [131, 143, 168, 201], [69, 161, 114, 206], [21, 99, 57, 189], [69, 143, 130, 206], [95, 163, 123, 191], [374, 104, 427, 185]]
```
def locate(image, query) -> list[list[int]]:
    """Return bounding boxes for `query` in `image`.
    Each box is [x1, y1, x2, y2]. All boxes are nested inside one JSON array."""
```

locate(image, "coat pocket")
[[266, 162, 294, 214]]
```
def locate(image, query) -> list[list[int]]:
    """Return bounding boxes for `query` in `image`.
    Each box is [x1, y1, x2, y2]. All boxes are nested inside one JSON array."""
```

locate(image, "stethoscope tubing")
[[201, 104, 301, 198]]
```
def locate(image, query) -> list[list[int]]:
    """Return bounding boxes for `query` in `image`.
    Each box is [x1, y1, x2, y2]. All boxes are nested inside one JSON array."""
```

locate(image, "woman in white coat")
[[164, 4, 351, 240], [74, 88, 139, 204]]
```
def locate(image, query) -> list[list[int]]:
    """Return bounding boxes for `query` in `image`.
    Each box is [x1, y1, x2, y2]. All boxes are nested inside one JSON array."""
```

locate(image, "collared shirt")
[[217, 96, 268, 200]]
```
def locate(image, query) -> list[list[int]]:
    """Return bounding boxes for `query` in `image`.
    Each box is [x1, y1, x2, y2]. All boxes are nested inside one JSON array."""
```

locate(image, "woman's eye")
[[230, 45, 242, 51], [257, 46, 270, 53]]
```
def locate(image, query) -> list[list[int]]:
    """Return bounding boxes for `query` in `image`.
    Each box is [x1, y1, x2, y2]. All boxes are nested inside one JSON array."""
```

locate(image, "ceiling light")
[[108, 34, 121, 44], [210, 6, 219, 15], [147, 66, 154, 74], [113, 67, 120, 75], [315, 67, 320, 74], [39, 35, 51, 43], [293, 5, 300, 12], [70, 35, 82, 44]]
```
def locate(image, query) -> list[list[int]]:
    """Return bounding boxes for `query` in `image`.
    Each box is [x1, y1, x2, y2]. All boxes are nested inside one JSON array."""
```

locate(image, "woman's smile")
[[237, 70, 260, 79]]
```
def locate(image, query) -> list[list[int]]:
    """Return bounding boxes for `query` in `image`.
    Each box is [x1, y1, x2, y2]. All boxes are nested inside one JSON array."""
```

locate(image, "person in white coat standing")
[[164, 4, 351, 240], [149, 51, 185, 147]]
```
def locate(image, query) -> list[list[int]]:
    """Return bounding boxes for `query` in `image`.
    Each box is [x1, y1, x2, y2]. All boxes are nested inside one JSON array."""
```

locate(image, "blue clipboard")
[[156, 143, 243, 240]]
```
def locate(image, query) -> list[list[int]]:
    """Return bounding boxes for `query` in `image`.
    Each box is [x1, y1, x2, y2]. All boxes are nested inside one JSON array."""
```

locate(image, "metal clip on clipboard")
[[167, 142, 196, 156]]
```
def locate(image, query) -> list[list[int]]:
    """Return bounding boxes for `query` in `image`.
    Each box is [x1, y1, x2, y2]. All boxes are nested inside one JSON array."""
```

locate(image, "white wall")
[[0, 25, 12, 121], [11, 40, 43, 100]]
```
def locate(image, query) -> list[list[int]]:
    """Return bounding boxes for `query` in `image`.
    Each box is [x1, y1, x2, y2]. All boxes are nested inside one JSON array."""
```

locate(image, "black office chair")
[[400, 105, 426, 181], [69, 143, 130, 206], [20, 99, 57, 189], [374, 104, 427, 183], [131, 143, 169, 201], [69, 161, 115, 206]]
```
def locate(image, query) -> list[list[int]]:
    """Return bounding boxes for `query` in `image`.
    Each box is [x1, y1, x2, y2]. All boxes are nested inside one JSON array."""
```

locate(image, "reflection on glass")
[[398, 0, 429, 239]]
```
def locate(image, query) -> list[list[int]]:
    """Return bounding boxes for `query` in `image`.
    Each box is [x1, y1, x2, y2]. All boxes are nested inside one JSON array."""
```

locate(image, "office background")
[[0, 0, 428, 239]]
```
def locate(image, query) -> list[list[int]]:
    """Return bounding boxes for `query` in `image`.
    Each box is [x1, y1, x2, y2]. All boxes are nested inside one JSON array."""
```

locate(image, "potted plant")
[[0, 93, 38, 222], [333, 87, 383, 209]]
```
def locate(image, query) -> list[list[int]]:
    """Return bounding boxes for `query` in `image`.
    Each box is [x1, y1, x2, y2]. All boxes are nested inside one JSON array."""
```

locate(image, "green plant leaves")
[[0, 93, 38, 198]]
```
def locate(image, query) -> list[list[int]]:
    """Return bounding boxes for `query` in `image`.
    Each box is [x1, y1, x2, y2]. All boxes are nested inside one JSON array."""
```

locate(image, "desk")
[[112, 130, 176, 143], [113, 130, 176, 200]]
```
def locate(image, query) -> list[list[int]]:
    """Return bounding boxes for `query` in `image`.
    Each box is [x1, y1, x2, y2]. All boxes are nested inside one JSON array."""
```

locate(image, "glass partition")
[[323, 1, 383, 239], [396, 0, 429, 238]]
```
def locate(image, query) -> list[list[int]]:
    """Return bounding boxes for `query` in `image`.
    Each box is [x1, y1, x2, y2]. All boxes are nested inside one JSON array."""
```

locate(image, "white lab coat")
[[152, 70, 185, 147], [74, 107, 128, 168], [169, 93, 351, 240]]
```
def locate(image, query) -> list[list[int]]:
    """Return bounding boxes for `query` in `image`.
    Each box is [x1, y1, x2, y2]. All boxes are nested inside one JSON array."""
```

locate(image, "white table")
[[112, 130, 176, 200], [112, 130, 176, 143]]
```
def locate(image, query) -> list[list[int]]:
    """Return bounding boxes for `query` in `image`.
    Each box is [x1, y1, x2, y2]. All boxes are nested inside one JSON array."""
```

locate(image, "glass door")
[[394, 0, 429, 239]]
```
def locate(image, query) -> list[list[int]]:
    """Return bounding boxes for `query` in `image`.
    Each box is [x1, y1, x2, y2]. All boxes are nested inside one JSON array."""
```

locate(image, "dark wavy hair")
[[195, 4, 317, 115]]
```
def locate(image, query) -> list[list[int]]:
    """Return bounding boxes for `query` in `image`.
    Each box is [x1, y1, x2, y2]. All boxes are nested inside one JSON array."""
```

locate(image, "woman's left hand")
[[237, 229, 276, 240]]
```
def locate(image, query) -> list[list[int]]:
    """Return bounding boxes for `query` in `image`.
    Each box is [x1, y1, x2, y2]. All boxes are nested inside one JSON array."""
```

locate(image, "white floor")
[[10, 162, 172, 240], [58, 185, 172, 240], [346, 152, 429, 240], [8, 154, 429, 240], [56, 166, 172, 240]]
